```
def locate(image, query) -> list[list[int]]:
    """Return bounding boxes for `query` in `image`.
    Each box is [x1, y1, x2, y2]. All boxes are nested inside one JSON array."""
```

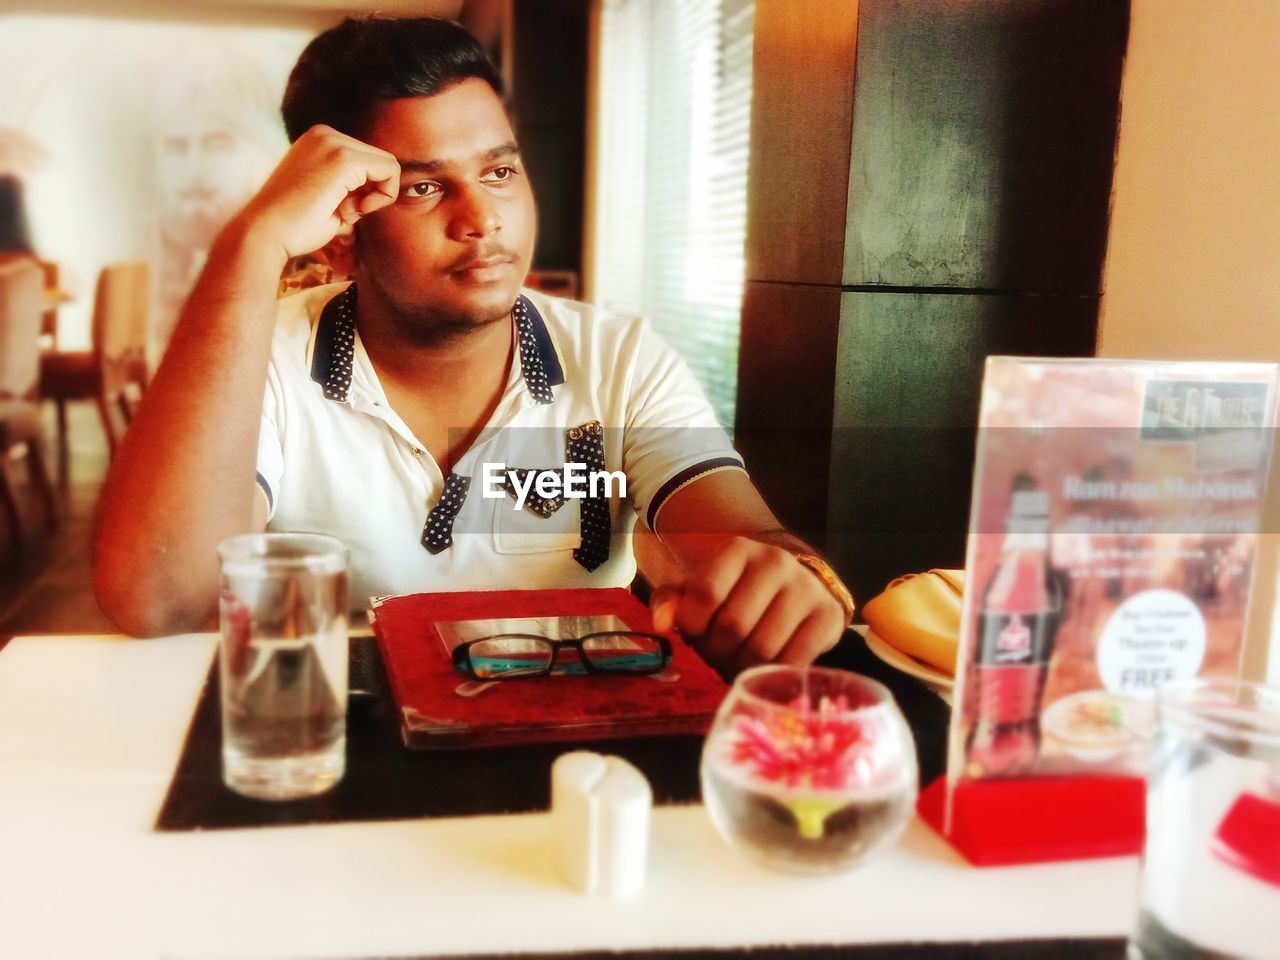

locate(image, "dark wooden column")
[[735, 0, 861, 544], [510, 0, 590, 278], [736, 0, 1130, 602]]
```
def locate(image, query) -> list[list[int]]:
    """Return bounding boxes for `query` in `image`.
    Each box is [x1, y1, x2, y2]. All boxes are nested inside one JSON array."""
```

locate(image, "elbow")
[[93, 536, 214, 638]]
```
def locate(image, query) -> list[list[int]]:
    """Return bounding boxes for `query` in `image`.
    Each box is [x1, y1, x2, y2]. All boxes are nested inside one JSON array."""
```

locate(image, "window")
[[590, 0, 754, 427]]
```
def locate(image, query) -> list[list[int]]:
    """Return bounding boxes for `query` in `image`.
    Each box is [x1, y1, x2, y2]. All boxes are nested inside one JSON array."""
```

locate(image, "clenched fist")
[[649, 536, 850, 674], [238, 125, 401, 264]]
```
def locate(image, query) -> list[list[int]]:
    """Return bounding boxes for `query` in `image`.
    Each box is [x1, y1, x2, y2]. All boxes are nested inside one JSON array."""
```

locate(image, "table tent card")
[[919, 357, 1279, 865]]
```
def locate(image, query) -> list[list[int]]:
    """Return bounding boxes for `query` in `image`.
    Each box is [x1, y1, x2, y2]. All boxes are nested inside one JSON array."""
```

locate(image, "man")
[[94, 17, 854, 673]]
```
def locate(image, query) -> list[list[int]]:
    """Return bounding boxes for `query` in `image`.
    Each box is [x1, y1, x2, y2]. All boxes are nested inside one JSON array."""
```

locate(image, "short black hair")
[[281, 17, 504, 143]]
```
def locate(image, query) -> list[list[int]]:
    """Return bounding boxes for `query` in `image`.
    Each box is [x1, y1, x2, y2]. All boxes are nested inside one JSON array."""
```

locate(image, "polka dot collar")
[[310, 285, 358, 402], [514, 295, 561, 404], [310, 287, 566, 405]]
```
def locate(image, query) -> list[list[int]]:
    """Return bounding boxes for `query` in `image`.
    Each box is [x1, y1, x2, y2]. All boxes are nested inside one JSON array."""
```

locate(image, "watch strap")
[[792, 552, 856, 628]]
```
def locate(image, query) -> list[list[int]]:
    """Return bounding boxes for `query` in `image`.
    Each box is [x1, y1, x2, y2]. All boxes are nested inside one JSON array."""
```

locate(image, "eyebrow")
[[397, 142, 521, 175]]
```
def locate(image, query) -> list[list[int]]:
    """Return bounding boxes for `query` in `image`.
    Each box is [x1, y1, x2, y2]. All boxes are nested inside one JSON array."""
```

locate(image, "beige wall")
[[0, 13, 323, 351], [0, 2, 464, 354], [1098, 0, 1280, 682]]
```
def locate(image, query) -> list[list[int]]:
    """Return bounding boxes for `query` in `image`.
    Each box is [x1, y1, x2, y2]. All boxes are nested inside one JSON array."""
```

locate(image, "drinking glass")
[[218, 532, 349, 800], [700, 664, 917, 874], [1129, 679, 1280, 959]]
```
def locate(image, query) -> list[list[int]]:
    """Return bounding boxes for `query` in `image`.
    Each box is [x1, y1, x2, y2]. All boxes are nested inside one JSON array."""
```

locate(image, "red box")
[[917, 774, 1145, 866]]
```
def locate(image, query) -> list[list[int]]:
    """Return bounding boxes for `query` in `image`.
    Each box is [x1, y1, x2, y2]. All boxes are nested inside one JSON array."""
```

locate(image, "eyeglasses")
[[451, 631, 672, 680]]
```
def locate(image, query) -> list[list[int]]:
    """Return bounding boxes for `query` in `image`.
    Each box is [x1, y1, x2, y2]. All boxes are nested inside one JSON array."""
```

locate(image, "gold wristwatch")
[[792, 553, 856, 628]]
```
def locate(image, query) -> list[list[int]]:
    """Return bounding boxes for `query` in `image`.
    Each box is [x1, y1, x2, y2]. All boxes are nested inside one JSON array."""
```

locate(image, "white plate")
[[863, 628, 955, 691], [1041, 689, 1149, 763]]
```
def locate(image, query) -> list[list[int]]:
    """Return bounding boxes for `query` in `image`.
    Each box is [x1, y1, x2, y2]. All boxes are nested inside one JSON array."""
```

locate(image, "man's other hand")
[[649, 536, 849, 674]]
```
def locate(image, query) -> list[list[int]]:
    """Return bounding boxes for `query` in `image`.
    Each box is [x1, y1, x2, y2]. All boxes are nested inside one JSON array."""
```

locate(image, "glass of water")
[[1129, 679, 1280, 959], [218, 532, 349, 801], [700, 665, 917, 874]]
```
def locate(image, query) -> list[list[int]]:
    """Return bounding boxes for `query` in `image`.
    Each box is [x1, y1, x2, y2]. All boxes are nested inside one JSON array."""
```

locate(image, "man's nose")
[[449, 183, 501, 240]]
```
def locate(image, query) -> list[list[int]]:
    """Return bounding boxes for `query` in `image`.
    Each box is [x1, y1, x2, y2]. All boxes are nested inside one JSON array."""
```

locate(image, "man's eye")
[[400, 181, 440, 200], [484, 166, 519, 184]]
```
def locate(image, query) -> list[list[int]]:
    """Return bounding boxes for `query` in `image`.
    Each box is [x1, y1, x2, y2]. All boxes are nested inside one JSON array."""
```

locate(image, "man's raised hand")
[[238, 125, 400, 264]]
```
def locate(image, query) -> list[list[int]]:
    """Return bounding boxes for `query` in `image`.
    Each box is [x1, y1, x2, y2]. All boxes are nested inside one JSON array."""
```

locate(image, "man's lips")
[[455, 255, 509, 271], [450, 253, 515, 281]]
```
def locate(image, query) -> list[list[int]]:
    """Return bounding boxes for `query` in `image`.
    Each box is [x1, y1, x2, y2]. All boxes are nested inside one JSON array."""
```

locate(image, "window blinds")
[[591, 0, 755, 427]]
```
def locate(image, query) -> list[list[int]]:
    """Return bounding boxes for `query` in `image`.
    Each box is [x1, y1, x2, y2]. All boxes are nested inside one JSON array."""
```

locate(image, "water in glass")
[[218, 533, 349, 800]]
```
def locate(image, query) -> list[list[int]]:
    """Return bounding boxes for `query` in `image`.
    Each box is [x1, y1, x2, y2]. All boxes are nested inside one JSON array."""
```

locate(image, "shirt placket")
[[327, 290, 570, 558], [342, 330, 460, 556]]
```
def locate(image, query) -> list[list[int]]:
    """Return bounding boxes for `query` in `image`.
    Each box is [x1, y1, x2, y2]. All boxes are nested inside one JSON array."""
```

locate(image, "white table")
[[0, 634, 1140, 959]]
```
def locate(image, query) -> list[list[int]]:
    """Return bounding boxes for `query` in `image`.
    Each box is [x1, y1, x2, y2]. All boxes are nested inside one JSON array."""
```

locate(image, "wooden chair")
[[39, 260, 151, 480], [37, 259, 69, 349], [0, 257, 57, 546]]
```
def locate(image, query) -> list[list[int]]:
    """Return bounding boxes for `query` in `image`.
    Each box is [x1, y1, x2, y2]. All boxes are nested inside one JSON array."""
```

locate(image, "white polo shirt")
[[256, 282, 746, 605]]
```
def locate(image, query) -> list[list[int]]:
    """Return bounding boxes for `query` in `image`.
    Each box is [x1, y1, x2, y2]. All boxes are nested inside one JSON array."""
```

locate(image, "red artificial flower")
[[729, 694, 878, 791]]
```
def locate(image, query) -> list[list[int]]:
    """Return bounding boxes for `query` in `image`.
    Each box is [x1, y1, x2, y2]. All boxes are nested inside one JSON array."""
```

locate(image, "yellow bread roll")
[[862, 569, 964, 676]]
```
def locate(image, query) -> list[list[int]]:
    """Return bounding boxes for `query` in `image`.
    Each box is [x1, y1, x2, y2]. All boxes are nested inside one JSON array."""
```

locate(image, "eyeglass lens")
[[580, 633, 667, 672], [465, 634, 667, 679]]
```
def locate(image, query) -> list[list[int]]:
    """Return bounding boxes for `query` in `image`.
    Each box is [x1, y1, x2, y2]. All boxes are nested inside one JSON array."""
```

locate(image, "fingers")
[[649, 584, 682, 633], [334, 147, 400, 222], [699, 554, 790, 666], [778, 606, 846, 666], [357, 185, 397, 215], [334, 141, 399, 226], [245, 125, 402, 260], [662, 538, 848, 674], [670, 548, 749, 643], [727, 587, 812, 674], [338, 182, 400, 229], [336, 194, 362, 226]]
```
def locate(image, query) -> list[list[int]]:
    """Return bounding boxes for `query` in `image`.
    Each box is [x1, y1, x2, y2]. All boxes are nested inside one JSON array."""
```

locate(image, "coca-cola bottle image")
[[965, 490, 1060, 778]]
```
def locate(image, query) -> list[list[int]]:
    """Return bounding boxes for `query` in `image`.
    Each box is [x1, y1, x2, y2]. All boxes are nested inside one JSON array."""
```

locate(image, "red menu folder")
[[370, 588, 729, 749]]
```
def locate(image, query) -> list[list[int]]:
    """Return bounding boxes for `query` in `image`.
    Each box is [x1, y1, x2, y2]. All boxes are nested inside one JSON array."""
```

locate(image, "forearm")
[[94, 126, 401, 637], [657, 525, 813, 575], [649, 474, 812, 574], [94, 217, 286, 636]]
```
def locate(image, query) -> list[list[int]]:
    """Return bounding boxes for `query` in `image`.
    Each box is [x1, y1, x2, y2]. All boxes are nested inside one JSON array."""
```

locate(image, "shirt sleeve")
[[621, 318, 746, 531], [255, 362, 285, 522]]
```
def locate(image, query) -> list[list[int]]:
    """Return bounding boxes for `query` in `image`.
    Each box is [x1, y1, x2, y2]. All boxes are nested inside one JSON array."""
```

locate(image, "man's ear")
[[321, 231, 356, 280]]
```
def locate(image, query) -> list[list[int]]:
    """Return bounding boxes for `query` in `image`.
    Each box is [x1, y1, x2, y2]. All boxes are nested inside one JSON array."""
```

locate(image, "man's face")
[[353, 79, 536, 335]]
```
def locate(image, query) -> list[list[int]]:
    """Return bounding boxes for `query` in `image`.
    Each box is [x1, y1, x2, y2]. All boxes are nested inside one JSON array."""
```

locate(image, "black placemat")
[[156, 632, 950, 832]]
